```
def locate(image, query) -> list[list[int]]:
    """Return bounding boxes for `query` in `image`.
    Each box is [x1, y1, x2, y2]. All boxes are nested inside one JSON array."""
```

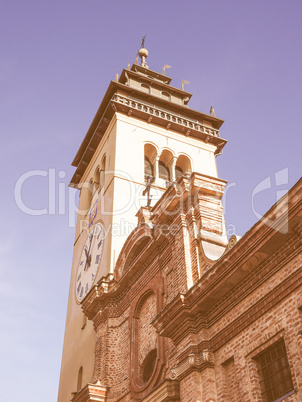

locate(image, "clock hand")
[[84, 248, 89, 271], [85, 232, 94, 270]]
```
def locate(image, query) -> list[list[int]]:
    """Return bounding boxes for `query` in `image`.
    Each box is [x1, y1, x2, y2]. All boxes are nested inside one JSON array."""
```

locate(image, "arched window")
[[131, 291, 159, 391], [144, 156, 153, 181], [158, 149, 173, 186], [175, 155, 192, 180], [93, 167, 100, 192], [144, 143, 157, 183], [158, 161, 170, 181], [77, 366, 83, 392], [100, 155, 106, 189], [175, 165, 183, 180], [88, 179, 93, 206]]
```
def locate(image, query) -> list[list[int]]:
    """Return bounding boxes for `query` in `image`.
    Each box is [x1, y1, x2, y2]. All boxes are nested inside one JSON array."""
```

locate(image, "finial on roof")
[[138, 35, 149, 68], [115, 69, 119, 82], [163, 64, 171, 75], [210, 106, 216, 117], [181, 80, 190, 91], [127, 61, 130, 69]]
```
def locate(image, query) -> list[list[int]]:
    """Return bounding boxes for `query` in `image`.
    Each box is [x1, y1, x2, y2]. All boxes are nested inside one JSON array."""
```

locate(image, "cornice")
[[170, 349, 214, 381], [210, 265, 302, 352], [119, 67, 186, 97], [70, 79, 226, 187], [111, 94, 225, 147], [71, 382, 108, 402], [152, 180, 302, 342], [141, 379, 180, 402]]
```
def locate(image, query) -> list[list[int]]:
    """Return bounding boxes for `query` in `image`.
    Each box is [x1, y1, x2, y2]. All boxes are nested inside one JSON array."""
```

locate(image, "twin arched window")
[[144, 146, 191, 186], [81, 154, 107, 214]]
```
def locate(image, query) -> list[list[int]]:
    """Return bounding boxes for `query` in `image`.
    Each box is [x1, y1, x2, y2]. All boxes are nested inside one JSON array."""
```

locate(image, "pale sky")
[[1, 1, 301, 401]]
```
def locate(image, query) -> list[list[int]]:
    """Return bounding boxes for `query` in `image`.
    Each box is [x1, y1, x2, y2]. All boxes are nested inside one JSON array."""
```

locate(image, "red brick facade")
[[74, 175, 302, 401]]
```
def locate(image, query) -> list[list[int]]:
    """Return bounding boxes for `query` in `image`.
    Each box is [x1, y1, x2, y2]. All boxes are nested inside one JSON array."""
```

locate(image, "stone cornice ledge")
[[72, 382, 109, 402], [141, 379, 180, 402]]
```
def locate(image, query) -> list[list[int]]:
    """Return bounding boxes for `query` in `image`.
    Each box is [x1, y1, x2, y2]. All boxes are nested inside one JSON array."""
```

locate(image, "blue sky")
[[1, 1, 301, 401]]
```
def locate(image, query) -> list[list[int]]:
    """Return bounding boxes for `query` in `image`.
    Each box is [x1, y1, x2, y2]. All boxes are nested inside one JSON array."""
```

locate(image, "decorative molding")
[[226, 234, 241, 251], [210, 265, 302, 352], [111, 94, 221, 139], [141, 379, 180, 402], [72, 382, 108, 402], [153, 229, 302, 344], [129, 274, 166, 400], [170, 350, 214, 380]]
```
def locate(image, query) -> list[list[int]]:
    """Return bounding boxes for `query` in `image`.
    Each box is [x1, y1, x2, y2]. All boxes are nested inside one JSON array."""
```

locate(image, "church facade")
[[58, 45, 302, 402]]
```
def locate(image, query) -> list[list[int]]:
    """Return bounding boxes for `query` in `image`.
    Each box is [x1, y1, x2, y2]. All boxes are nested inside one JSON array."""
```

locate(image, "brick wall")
[[79, 177, 301, 402]]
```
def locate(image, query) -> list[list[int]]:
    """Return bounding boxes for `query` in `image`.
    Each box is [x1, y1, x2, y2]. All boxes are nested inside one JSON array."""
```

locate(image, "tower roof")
[[70, 60, 226, 188]]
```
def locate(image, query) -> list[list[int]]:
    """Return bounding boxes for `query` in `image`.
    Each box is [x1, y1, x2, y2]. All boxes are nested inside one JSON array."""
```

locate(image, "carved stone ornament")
[[202, 349, 210, 362], [169, 350, 214, 380], [188, 353, 195, 366]]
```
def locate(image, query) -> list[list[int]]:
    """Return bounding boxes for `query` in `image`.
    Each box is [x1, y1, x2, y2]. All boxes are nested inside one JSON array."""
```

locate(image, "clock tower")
[[58, 43, 228, 401]]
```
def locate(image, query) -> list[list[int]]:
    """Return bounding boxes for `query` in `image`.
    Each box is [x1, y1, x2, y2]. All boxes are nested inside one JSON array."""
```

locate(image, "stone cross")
[[143, 176, 154, 208]]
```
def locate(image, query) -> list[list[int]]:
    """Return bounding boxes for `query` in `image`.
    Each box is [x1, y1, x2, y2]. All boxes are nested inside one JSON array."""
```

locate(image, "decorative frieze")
[[111, 94, 221, 138]]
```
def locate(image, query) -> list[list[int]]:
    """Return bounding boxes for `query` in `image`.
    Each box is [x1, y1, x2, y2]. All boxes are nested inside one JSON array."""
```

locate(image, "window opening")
[[144, 156, 153, 182], [255, 339, 294, 402], [175, 165, 183, 180], [142, 349, 157, 384], [158, 161, 170, 181]]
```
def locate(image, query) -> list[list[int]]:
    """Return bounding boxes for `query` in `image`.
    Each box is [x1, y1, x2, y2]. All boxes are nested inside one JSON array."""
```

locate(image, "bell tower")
[[58, 42, 227, 402]]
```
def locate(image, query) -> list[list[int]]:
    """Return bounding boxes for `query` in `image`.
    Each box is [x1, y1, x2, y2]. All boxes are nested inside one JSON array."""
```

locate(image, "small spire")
[[115, 69, 119, 82], [181, 80, 190, 91], [162, 64, 171, 75], [127, 60, 130, 69], [135, 55, 138, 64], [138, 35, 149, 68], [210, 106, 216, 117]]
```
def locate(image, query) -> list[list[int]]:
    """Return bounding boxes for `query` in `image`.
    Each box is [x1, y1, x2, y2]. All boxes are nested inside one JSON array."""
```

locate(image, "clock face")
[[75, 222, 104, 302]]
